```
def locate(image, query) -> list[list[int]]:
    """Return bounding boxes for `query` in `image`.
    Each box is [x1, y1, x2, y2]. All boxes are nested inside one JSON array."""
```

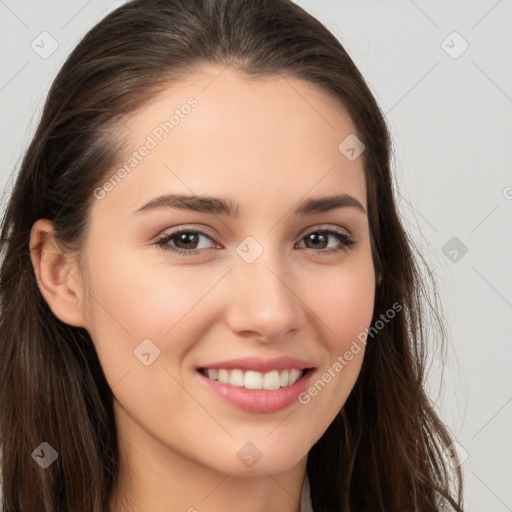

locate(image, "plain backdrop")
[[0, 1, 511, 510]]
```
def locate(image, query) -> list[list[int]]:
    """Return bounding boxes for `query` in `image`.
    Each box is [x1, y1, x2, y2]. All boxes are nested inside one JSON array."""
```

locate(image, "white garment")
[[300, 471, 314, 512]]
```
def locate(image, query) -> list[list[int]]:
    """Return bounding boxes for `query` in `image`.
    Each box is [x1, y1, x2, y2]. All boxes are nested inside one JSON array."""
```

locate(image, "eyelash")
[[154, 226, 356, 256]]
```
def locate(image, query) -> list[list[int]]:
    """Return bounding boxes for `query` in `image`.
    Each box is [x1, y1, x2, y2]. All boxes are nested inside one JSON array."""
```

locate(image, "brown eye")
[[298, 228, 355, 254], [155, 230, 216, 255]]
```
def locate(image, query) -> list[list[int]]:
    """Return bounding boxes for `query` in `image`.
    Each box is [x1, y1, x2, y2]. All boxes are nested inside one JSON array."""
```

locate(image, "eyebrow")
[[132, 193, 367, 217]]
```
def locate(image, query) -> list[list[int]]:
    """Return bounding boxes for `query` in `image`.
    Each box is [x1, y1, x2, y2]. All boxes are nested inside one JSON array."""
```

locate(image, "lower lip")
[[196, 369, 315, 413]]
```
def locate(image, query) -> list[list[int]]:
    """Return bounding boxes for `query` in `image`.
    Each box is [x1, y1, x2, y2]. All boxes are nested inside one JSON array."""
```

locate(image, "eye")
[[296, 227, 356, 254], [154, 226, 356, 256], [154, 229, 216, 255]]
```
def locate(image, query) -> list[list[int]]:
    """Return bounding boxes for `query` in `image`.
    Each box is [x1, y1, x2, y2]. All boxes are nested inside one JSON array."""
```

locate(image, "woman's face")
[[78, 65, 375, 477]]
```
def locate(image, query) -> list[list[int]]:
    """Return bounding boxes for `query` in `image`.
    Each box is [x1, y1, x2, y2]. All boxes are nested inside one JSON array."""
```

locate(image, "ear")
[[29, 219, 87, 328]]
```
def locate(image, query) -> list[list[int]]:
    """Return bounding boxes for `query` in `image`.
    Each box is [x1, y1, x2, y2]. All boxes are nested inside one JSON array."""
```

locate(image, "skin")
[[30, 65, 376, 512]]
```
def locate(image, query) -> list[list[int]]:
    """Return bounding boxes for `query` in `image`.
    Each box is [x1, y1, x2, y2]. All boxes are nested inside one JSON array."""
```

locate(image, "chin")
[[195, 437, 310, 476]]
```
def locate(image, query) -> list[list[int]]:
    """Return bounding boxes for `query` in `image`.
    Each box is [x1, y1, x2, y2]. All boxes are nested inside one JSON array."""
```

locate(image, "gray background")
[[1, 1, 511, 510]]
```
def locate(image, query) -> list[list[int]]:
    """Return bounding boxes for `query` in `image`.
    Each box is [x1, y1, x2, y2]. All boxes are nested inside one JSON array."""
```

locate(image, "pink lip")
[[196, 356, 315, 373], [196, 366, 316, 414]]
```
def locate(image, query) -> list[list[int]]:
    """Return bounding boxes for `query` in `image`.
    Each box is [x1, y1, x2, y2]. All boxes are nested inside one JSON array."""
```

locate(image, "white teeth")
[[218, 369, 229, 384], [207, 369, 219, 380], [202, 368, 306, 390], [288, 368, 302, 385], [262, 370, 281, 390], [228, 369, 245, 387], [244, 370, 263, 389]]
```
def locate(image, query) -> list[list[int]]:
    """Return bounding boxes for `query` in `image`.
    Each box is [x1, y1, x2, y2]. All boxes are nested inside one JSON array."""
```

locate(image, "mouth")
[[197, 367, 313, 391]]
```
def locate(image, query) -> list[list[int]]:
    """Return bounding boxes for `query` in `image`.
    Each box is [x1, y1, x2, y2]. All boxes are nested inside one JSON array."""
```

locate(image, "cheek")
[[307, 255, 376, 348], [80, 246, 214, 384], [300, 253, 374, 400], [294, 260, 375, 441], [333, 276, 374, 345]]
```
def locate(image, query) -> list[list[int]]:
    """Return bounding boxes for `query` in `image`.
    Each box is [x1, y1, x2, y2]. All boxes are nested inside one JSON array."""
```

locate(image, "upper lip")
[[197, 356, 316, 373]]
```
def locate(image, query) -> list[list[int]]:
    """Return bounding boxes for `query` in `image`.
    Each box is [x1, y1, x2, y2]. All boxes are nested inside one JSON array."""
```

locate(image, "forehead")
[[97, 65, 367, 218]]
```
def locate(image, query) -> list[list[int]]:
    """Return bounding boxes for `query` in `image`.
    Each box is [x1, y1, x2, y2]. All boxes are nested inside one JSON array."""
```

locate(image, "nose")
[[224, 245, 307, 343]]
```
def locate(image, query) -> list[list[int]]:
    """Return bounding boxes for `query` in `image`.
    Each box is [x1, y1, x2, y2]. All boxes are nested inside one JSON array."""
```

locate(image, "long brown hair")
[[0, 0, 464, 510]]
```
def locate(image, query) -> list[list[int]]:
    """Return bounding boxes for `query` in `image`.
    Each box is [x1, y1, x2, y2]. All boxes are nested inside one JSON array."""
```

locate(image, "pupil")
[[178, 232, 197, 248], [308, 233, 326, 249]]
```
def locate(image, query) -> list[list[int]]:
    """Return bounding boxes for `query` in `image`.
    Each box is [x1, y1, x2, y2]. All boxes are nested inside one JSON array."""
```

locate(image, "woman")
[[0, 0, 465, 510]]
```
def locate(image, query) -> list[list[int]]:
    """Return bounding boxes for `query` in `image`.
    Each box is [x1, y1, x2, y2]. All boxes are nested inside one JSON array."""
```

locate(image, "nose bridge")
[[226, 235, 305, 339]]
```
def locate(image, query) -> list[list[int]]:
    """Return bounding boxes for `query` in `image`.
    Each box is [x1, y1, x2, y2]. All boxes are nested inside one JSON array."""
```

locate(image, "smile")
[[198, 367, 306, 391], [196, 366, 315, 413]]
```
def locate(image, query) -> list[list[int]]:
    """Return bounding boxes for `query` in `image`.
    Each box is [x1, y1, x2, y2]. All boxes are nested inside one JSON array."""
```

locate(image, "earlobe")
[[29, 219, 87, 328]]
